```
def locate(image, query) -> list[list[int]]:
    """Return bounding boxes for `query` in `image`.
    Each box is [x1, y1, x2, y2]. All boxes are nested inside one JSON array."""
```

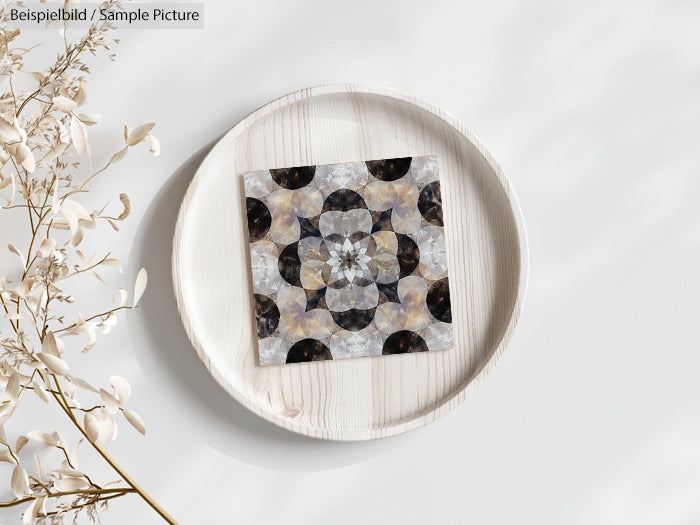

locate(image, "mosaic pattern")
[[244, 156, 453, 365]]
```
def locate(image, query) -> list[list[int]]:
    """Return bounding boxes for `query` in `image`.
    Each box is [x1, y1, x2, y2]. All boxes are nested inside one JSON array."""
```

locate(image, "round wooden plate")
[[172, 84, 528, 440]]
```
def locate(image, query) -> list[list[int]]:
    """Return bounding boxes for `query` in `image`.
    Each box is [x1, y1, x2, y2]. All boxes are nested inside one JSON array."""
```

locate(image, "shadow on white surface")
[[127, 142, 408, 471]]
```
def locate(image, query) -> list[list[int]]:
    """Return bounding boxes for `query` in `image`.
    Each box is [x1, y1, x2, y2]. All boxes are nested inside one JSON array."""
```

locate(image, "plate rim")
[[172, 83, 529, 440]]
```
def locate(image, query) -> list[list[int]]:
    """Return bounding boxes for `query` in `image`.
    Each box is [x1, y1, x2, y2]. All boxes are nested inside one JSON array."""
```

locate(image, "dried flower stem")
[[1, 2, 173, 523], [49, 376, 177, 523], [0, 488, 135, 509]]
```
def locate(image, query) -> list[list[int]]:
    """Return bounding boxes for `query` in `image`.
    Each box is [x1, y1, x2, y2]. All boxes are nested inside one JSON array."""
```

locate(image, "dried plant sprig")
[[0, 2, 175, 523]]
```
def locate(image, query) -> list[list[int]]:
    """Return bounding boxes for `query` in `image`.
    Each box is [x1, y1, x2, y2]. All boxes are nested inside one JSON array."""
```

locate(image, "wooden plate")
[[172, 84, 528, 440]]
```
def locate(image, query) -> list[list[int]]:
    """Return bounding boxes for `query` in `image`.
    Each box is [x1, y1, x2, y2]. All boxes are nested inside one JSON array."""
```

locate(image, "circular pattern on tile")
[[382, 330, 429, 354], [286, 338, 333, 363], [254, 293, 280, 338], [365, 157, 412, 181], [270, 166, 316, 189], [245, 197, 272, 242], [426, 277, 452, 323], [417, 181, 444, 226]]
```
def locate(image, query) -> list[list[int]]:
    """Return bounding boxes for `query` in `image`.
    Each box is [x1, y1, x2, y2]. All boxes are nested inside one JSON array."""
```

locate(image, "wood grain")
[[172, 84, 528, 440]]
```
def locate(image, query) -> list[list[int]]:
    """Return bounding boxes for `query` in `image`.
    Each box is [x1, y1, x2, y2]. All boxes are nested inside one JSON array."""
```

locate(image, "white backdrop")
[[2, 0, 699, 523]]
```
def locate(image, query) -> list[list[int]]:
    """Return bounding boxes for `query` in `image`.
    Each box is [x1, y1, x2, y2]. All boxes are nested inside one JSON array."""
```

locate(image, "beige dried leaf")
[[15, 277, 35, 298], [42, 332, 60, 357], [70, 114, 89, 155], [74, 81, 88, 106], [6, 371, 21, 400], [14, 143, 36, 173], [102, 258, 123, 272], [59, 199, 91, 234], [0, 402, 17, 426], [118, 287, 128, 307], [0, 449, 16, 464], [32, 381, 52, 404], [146, 134, 160, 156], [54, 467, 85, 478], [26, 430, 56, 446], [37, 353, 69, 376], [40, 142, 69, 165], [99, 388, 120, 413], [109, 376, 131, 404], [116, 193, 130, 220], [0, 116, 21, 143], [78, 113, 101, 126], [84, 413, 100, 443], [37, 238, 56, 258], [123, 409, 145, 435], [54, 476, 89, 491], [70, 227, 84, 247], [68, 376, 99, 393], [123, 122, 131, 142], [10, 465, 30, 497], [126, 123, 155, 146], [133, 268, 147, 306], [8, 243, 23, 262], [110, 146, 128, 164], [22, 495, 45, 525], [94, 410, 118, 442], [15, 435, 29, 453], [52, 95, 77, 113]]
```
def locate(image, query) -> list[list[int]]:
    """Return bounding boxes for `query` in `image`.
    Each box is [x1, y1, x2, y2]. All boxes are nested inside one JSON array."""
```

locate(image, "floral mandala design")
[[244, 156, 454, 365]]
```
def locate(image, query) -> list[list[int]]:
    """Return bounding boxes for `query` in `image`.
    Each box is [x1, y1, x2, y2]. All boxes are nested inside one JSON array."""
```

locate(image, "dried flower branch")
[[0, 2, 176, 523]]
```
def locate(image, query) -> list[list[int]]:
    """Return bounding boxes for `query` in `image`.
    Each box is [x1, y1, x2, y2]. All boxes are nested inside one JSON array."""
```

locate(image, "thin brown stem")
[[0, 487, 135, 508], [53, 305, 132, 333], [48, 376, 178, 524]]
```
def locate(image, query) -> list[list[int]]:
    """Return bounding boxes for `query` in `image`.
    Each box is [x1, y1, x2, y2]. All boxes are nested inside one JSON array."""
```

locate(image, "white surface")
[[2, 0, 699, 523]]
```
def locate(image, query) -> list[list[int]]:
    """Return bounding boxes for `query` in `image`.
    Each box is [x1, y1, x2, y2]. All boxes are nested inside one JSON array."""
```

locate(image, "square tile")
[[244, 156, 453, 365]]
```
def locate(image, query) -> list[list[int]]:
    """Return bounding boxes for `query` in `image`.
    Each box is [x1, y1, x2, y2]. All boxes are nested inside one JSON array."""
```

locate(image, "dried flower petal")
[[32, 381, 52, 404], [54, 467, 85, 478], [42, 332, 61, 357], [123, 409, 145, 435], [111, 146, 128, 163], [133, 268, 147, 306], [23, 495, 45, 524], [0, 116, 21, 143], [70, 114, 89, 155], [102, 258, 123, 272], [68, 376, 99, 393], [37, 353, 69, 376], [0, 402, 17, 426], [26, 430, 56, 446], [52, 95, 77, 113], [6, 371, 20, 400], [146, 134, 160, 156], [0, 449, 16, 464], [15, 435, 29, 453], [54, 477, 88, 491], [37, 238, 56, 258], [116, 193, 130, 220], [99, 388, 120, 413], [14, 143, 35, 173], [10, 465, 30, 497], [84, 413, 100, 443], [109, 376, 131, 404], [74, 81, 88, 106], [126, 123, 155, 146], [77, 113, 101, 125]]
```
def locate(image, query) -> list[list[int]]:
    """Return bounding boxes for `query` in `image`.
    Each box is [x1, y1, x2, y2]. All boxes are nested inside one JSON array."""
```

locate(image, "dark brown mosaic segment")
[[365, 157, 412, 181]]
